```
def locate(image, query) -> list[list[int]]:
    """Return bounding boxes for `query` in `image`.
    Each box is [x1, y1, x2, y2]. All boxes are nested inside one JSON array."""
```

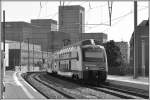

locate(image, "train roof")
[[63, 39, 103, 48], [54, 39, 104, 54]]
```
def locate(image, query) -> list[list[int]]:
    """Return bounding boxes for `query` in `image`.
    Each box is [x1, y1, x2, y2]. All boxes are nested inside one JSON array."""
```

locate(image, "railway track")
[[22, 72, 50, 99], [96, 83, 149, 99], [86, 85, 147, 99], [23, 72, 77, 99], [22, 72, 149, 99], [46, 72, 149, 99]]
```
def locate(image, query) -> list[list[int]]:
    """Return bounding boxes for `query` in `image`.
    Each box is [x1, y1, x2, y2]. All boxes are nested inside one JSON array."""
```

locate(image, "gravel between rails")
[[43, 73, 126, 99], [22, 72, 148, 99], [46, 72, 149, 99], [97, 83, 149, 99]]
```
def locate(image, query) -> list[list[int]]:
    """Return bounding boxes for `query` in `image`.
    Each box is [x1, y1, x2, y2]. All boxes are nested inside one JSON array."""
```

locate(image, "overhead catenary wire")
[[85, 6, 148, 31], [36, 1, 148, 32], [37, 5, 147, 32], [38, 1, 42, 18]]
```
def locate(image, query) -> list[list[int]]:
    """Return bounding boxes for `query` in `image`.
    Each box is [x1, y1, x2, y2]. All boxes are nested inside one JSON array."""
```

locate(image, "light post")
[[33, 43, 34, 71], [27, 38, 30, 72], [141, 40, 145, 76], [133, 0, 138, 78]]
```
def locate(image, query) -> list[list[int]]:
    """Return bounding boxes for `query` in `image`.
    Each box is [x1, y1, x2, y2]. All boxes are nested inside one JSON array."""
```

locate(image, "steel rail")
[[47, 73, 149, 99], [97, 83, 149, 99], [24, 72, 76, 99]]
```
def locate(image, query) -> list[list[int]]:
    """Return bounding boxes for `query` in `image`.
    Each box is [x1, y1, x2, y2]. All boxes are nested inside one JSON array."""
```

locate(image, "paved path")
[[3, 71, 46, 99], [107, 75, 149, 91], [108, 75, 149, 85]]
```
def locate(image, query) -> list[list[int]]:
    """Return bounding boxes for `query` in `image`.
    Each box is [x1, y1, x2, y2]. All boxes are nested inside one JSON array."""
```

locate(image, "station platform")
[[107, 75, 149, 91], [3, 71, 46, 99]]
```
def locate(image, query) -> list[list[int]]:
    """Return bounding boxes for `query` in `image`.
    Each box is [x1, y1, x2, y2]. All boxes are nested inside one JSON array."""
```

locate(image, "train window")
[[76, 52, 79, 61], [82, 48, 105, 62], [94, 40, 102, 45]]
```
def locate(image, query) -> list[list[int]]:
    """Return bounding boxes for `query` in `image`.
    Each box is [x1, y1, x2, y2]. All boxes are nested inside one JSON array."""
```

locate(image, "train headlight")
[[86, 67, 88, 70]]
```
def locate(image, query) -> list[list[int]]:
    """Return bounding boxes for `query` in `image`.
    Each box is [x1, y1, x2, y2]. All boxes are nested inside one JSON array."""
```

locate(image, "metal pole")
[[20, 35, 21, 71], [3, 11, 5, 52], [141, 40, 145, 76], [33, 43, 34, 71], [28, 38, 30, 72], [0, 9, 5, 99], [108, 1, 113, 26], [0, 9, 1, 99], [133, 0, 138, 78]]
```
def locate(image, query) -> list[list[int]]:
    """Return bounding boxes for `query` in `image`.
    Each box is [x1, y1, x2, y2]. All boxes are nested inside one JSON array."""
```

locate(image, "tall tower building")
[[59, 5, 85, 44]]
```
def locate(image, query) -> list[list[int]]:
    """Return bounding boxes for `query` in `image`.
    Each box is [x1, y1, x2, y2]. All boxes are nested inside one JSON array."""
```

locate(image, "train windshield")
[[82, 47, 105, 62], [94, 40, 102, 45]]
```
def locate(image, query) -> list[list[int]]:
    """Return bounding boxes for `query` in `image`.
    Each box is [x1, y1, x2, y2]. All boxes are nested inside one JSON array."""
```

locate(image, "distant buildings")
[[1, 40, 45, 70], [2, 5, 109, 55], [30, 19, 58, 51], [115, 41, 129, 64], [1, 19, 70, 52], [47, 31, 70, 52], [31, 19, 57, 31], [1, 22, 32, 42], [31, 30, 70, 52], [82, 33, 107, 43], [59, 5, 85, 43], [129, 20, 149, 76]]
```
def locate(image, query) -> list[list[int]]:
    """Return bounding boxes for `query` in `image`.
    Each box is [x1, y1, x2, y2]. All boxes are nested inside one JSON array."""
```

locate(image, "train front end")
[[82, 45, 108, 82]]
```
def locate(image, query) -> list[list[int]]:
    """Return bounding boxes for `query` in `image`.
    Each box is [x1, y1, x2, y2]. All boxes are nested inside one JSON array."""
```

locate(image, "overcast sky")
[[1, 1, 149, 42]]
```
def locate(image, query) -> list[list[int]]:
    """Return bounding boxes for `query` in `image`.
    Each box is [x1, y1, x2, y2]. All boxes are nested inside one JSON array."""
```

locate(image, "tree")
[[103, 40, 123, 67]]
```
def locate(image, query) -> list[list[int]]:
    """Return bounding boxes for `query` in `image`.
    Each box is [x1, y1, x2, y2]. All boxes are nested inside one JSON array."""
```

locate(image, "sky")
[[1, 1, 149, 42]]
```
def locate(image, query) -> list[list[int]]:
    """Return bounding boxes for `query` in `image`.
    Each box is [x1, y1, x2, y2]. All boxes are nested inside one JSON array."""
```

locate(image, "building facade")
[[30, 19, 58, 52], [47, 31, 70, 52], [130, 20, 149, 76], [1, 22, 32, 42], [31, 29, 70, 52], [31, 19, 57, 31], [59, 5, 85, 44], [82, 33, 107, 43], [2, 20, 69, 53], [2, 40, 44, 70], [115, 41, 129, 64]]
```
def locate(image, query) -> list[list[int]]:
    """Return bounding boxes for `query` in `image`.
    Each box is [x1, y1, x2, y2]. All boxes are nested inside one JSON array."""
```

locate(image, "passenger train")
[[47, 39, 108, 82]]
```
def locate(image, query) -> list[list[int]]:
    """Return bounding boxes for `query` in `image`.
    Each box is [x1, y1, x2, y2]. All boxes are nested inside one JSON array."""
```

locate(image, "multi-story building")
[[31, 28, 70, 52], [2, 20, 70, 53], [2, 40, 43, 70], [59, 5, 85, 44], [1, 21, 32, 42], [130, 20, 149, 76], [82, 33, 107, 43], [30, 19, 70, 52], [30, 19, 57, 51], [115, 41, 129, 64], [31, 19, 57, 31], [47, 31, 70, 52]]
